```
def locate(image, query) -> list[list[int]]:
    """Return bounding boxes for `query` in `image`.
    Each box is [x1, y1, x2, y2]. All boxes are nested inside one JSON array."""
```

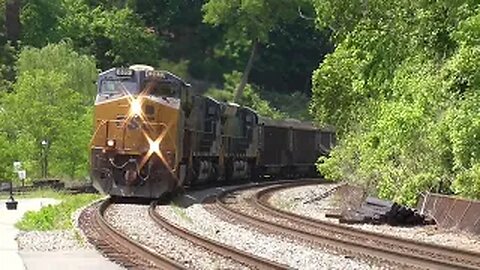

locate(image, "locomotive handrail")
[[89, 120, 108, 147], [220, 134, 248, 139], [187, 129, 215, 135]]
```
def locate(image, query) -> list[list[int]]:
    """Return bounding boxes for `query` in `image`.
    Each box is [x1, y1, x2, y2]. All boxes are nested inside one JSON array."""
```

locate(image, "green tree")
[[0, 131, 16, 182], [20, 0, 64, 46], [21, 0, 162, 69], [0, 0, 17, 92], [202, 0, 304, 103], [5, 0, 21, 42], [1, 43, 96, 180], [16, 42, 97, 101], [311, 0, 480, 203]]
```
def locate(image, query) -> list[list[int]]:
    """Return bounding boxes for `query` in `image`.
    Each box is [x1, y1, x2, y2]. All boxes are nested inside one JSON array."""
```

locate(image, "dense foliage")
[[311, 0, 480, 204], [1, 0, 478, 204], [1, 43, 96, 180], [0, 0, 322, 183]]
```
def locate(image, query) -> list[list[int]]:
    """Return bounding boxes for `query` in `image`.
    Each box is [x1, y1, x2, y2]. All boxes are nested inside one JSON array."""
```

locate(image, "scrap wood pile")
[[336, 197, 433, 226], [326, 186, 433, 226]]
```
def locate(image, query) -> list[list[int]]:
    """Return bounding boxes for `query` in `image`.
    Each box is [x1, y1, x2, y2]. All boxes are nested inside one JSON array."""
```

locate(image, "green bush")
[[15, 193, 101, 231]]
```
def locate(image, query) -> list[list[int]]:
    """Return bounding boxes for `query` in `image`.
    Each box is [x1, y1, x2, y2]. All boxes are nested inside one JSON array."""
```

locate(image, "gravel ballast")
[[17, 230, 86, 251], [270, 184, 480, 253], [161, 193, 375, 269], [104, 203, 248, 270]]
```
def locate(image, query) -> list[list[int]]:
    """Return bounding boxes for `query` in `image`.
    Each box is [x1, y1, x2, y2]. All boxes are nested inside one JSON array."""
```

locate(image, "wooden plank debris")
[[338, 197, 433, 226]]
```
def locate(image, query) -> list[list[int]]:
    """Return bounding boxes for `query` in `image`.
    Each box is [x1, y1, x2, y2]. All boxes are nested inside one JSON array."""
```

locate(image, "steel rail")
[[256, 184, 480, 270], [95, 199, 185, 269], [213, 182, 480, 270], [149, 201, 288, 270]]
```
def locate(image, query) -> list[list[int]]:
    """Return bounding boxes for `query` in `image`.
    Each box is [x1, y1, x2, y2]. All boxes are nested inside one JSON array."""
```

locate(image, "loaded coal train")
[[90, 65, 335, 198]]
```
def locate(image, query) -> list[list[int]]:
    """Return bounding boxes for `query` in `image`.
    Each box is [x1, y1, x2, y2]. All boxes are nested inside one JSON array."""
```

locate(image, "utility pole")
[[5, 0, 21, 44]]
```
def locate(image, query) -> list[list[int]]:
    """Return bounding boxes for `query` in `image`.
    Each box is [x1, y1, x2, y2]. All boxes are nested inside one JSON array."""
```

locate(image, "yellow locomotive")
[[90, 65, 189, 197], [90, 65, 335, 198]]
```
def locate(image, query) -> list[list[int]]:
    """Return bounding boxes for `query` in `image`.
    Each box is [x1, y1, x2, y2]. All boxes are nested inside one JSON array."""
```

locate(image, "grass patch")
[[171, 203, 192, 223], [15, 193, 102, 231]]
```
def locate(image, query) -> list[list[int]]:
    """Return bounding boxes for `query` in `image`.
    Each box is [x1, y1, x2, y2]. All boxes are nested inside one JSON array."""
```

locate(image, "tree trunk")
[[5, 0, 21, 43], [233, 40, 259, 104]]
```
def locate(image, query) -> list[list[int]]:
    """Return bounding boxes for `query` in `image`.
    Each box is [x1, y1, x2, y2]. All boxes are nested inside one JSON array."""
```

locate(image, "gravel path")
[[161, 189, 377, 270], [17, 230, 86, 251], [104, 203, 248, 270], [270, 184, 480, 253]]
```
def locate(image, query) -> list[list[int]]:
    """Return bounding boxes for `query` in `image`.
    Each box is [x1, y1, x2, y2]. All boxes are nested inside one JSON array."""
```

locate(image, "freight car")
[[257, 118, 334, 178], [90, 65, 335, 198]]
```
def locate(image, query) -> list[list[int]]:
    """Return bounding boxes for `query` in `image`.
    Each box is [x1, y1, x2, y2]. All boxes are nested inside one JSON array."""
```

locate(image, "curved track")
[[213, 182, 480, 270], [149, 201, 288, 269], [81, 199, 185, 269]]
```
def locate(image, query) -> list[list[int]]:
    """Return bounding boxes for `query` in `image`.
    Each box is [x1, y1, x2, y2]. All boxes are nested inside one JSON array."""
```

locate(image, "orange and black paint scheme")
[[90, 65, 189, 198]]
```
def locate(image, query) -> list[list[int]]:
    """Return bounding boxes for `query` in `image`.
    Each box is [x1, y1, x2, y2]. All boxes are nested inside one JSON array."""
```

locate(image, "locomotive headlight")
[[149, 139, 160, 155], [106, 139, 116, 147], [131, 99, 142, 116]]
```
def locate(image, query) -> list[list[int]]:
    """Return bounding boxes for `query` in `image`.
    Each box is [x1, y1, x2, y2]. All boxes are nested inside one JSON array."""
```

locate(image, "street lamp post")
[[41, 140, 48, 179], [5, 178, 17, 210]]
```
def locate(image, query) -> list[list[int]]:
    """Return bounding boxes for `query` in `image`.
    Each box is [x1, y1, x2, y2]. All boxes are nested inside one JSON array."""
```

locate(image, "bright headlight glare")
[[149, 139, 159, 153], [106, 139, 115, 147], [131, 99, 142, 116]]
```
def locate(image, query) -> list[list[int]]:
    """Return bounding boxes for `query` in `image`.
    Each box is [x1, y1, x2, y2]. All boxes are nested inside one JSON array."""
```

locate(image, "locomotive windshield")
[[145, 79, 178, 98], [100, 79, 137, 95]]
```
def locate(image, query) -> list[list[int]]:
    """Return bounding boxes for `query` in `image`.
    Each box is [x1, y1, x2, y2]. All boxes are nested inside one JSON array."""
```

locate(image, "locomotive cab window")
[[100, 80, 137, 95], [145, 79, 179, 98]]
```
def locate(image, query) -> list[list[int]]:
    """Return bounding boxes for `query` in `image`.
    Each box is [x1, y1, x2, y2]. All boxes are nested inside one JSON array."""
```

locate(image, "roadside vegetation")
[[15, 192, 101, 231]]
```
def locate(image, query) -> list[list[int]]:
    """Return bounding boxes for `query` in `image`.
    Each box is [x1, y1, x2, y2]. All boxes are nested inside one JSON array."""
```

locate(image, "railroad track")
[[81, 195, 289, 269], [213, 182, 480, 270], [80, 199, 184, 269], [149, 200, 288, 269]]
